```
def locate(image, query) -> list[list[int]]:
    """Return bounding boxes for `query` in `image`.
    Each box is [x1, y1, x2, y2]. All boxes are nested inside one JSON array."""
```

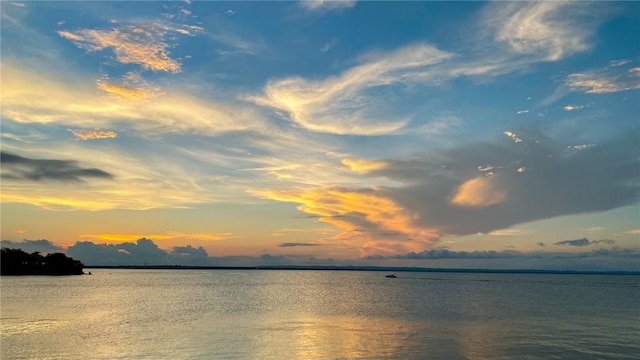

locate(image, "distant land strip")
[[84, 265, 640, 276]]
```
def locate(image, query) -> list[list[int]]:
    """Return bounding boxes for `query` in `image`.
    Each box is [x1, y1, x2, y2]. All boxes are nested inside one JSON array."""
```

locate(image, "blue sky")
[[1, 1, 639, 270]]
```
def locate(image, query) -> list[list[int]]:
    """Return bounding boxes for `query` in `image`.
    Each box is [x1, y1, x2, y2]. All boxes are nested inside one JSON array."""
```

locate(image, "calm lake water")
[[1, 270, 639, 359]]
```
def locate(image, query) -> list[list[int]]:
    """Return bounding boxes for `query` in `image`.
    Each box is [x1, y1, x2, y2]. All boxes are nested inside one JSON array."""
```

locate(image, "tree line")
[[1, 248, 84, 275]]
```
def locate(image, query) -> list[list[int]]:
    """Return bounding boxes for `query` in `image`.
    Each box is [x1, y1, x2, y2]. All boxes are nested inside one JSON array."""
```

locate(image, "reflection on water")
[[1, 270, 639, 359]]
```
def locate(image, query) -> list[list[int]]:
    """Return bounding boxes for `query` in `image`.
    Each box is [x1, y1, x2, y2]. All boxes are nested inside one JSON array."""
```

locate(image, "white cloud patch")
[[516, 110, 529, 114], [504, 131, 523, 143], [490, 2, 598, 61], [609, 59, 631, 67], [301, 0, 357, 11], [563, 104, 584, 111]]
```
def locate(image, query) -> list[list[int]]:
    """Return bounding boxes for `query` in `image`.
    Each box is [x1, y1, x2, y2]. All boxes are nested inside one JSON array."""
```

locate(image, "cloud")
[[58, 23, 181, 73], [67, 238, 169, 265], [368, 247, 640, 265], [69, 129, 118, 141], [250, 187, 440, 256], [554, 238, 615, 247], [172, 245, 209, 260], [609, 59, 631, 67], [488, 229, 526, 236], [1, 62, 266, 136], [450, 175, 507, 208], [279, 242, 321, 247], [359, 130, 639, 243], [504, 131, 523, 143], [300, 0, 356, 11], [566, 66, 640, 94], [249, 129, 638, 256], [516, 110, 529, 115], [489, 2, 599, 61], [96, 76, 162, 101], [65, 238, 294, 266], [341, 158, 388, 174], [79, 232, 233, 242], [253, 43, 453, 135], [0, 151, 114, 182], [0, 239, 63, 254], [563, 104, 584, 111], [387, 249, 522, 260]]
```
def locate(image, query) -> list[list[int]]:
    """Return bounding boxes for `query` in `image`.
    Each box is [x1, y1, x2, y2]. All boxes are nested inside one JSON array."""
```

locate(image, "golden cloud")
[[341, 158, 388, 174], [451, 175, 507, 207], [58, 24, 181, 73], [97, 79, 161, 101]]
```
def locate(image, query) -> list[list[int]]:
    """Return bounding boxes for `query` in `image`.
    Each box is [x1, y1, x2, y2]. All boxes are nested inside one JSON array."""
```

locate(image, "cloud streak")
[[1, 151, 114, 182], [566, 67, 640, 94], [554, 238, 615, 247]]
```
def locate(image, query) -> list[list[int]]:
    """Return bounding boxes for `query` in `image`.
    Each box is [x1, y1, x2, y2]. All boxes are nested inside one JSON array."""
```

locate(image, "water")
[[1, 270, 638, 359]]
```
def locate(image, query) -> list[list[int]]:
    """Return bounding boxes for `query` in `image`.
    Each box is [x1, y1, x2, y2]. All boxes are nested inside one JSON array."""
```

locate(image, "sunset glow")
[[1, 1, 638, 270]]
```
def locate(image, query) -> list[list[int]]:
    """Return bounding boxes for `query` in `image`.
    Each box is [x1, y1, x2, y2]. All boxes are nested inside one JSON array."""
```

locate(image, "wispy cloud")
[[566, 68, 640, 94], [488, 2, 599, 61], [2, 62, 266, 136], [279, 242, 321, 247], [96, 73, 163, 101], [253, 43, 453, 135]]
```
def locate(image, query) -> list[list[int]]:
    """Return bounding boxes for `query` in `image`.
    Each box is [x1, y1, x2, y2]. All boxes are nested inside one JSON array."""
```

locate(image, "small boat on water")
[[385, 274, 397, 278]]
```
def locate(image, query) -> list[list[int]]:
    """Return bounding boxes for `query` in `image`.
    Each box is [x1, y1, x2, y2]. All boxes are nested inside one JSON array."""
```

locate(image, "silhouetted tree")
[[1, 248, 84, 275]]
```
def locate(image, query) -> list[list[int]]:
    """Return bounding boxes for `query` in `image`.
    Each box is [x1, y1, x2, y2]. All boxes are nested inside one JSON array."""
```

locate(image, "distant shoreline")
[[84, 265, 640, 276]]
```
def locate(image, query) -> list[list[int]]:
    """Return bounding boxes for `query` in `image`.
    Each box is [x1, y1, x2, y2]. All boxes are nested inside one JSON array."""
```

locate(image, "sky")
[[1, 1, 639, 271]]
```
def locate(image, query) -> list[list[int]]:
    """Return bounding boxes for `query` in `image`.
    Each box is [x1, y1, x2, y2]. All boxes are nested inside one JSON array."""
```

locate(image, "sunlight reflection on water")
[[1, 270, 638, 359]]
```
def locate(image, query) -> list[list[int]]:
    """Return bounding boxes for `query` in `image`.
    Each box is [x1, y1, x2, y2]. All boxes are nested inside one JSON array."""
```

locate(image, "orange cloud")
[[251, 187, 439, 255], [79, 232, 233, 242], [451, 175, 507, 207], [97, 80, 160, 101]]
